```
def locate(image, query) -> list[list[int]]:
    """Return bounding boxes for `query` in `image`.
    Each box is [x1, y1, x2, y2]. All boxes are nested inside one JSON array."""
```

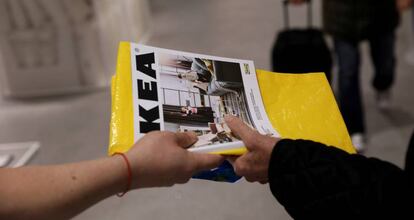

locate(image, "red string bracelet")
[[113, 152, 132, 197]]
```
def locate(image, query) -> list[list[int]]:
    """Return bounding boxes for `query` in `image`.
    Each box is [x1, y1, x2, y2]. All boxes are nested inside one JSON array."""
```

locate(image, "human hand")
[[125, 131, 224, 188], [225, 116, 279, 183], [396, 0, 413, 12]]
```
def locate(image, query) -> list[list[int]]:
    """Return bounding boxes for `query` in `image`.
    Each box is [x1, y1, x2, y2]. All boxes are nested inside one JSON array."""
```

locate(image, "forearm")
[[0, 130, 223, 219], [0, 156, 126, 220]]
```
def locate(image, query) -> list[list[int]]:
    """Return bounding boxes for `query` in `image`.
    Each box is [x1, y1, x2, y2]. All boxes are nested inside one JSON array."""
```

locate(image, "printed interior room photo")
[[158, 52, 254, 148]]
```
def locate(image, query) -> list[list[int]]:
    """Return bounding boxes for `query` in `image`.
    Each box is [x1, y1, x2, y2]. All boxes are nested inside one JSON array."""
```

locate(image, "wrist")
[[264, 137, 279, 156], [124, 151, 151, 189], [114, 153, 134, 196], [109, 154, 133, 196]]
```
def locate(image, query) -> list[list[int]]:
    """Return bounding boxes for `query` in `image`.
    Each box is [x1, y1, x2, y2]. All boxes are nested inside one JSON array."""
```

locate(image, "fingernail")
[[189, 132, 198, 141], [188, 131, 196, 136]]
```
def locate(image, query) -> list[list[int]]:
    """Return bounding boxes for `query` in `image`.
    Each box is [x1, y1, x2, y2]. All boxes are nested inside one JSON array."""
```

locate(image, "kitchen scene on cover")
[[132, 44, 278, 150]]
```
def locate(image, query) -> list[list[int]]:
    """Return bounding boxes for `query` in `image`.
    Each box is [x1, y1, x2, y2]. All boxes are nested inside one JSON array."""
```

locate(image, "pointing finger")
[[225, 115, 257, 149]]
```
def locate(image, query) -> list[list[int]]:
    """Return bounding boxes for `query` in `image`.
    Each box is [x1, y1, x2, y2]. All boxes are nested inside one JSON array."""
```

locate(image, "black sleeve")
[[268, 139, 413, 220]]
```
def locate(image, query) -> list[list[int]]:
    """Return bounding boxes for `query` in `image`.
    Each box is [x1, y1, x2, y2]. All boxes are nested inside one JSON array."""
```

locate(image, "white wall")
[[0, 0, 152, 97]]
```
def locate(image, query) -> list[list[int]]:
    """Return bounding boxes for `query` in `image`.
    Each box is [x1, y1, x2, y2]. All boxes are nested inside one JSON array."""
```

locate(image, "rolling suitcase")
[[271, 0, 332, 81]]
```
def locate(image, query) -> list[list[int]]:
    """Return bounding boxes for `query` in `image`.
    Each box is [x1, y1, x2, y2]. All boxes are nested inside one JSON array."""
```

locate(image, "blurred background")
[[0, 0, 413, 219]]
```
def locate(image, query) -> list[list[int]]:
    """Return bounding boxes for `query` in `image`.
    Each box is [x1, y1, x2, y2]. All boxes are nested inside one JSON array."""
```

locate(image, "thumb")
[[189, 153, 224, 172], [175, 132, 198, 148]]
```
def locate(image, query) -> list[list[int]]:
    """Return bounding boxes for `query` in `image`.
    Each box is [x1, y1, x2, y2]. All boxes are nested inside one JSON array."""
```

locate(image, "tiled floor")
[[0, 0, 413, 219]]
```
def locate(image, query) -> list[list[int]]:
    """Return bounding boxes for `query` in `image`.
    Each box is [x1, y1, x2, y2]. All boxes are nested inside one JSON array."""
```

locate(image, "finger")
[[175, 132, 198, 148], [244, 176, 257, 183], [232, 154, 262, 179], [225, 156, 238, 166], [259, 179, 269, 184], [224, 116, 256, 148], [244, 173, 265, 183], [190, 153, 225, 172], [232, 155, 249, 177]]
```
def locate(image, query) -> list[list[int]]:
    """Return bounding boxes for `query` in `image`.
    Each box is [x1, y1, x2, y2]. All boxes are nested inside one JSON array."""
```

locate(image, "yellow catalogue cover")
[[109, 42, 355, 157]]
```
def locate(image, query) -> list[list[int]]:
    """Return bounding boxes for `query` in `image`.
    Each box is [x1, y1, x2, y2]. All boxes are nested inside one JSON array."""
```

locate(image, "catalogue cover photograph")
[[131, 44, 278, 149]]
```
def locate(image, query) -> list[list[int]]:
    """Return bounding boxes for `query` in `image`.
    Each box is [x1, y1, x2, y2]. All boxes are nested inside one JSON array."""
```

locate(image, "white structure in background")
[[0, 0, 151, 97], [0, 142, 39, 168]]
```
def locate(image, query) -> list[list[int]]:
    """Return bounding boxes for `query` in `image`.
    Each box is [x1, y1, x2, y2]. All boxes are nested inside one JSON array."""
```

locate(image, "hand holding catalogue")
[[225, 116, 279, 183], [125, 131, 224, 188]]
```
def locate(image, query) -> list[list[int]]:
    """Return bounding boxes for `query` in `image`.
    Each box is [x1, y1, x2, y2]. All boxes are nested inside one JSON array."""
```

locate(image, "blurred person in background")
[[291, 0, 412, 152]]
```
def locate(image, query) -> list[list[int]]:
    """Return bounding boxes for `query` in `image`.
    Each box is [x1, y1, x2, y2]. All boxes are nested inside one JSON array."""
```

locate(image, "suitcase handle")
[[283, 0, 312, 29]]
